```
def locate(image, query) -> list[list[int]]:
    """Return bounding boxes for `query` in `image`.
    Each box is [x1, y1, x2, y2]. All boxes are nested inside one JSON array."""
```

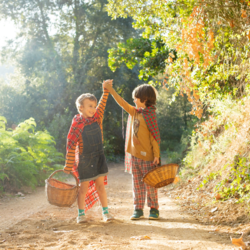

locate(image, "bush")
[[0, 116, 64, 192], [181, 96, 250, 202]]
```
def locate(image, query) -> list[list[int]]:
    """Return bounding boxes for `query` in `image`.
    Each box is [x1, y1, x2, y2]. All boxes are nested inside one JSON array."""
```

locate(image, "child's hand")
[[153, 157, 159, 165], [103, 79, 113, 90]]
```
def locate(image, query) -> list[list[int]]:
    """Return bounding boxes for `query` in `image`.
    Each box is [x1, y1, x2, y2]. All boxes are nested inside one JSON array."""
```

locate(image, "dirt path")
[[0, 163, 236, 249]]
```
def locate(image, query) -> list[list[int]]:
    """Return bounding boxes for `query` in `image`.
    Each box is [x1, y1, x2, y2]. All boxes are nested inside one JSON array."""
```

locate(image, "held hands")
[[103, 79, 113, 91], [153, 157, 159, 165]]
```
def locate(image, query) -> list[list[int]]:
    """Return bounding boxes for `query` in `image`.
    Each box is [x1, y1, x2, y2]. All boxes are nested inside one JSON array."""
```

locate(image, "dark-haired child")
[[103, 80, 161, 220]]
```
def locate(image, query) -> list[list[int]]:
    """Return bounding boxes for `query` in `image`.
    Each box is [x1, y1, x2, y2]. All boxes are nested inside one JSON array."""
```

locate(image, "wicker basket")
[[143, 163, 179, 188], [45, 169, 79, 207]]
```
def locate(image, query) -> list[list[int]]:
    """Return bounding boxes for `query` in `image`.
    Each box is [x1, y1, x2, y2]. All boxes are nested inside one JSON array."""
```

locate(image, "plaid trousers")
[[132, 156, 159, 210]]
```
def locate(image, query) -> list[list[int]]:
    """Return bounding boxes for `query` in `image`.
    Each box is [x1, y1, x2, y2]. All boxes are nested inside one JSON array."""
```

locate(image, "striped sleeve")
[[79, 135, 83, 154], [97, 89, 109, 121], [64, 134, 84, 173], [64, 145, 76, 173]]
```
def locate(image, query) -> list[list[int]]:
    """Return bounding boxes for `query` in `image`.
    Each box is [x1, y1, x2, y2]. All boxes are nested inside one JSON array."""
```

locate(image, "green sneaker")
[[130, 209, 144, 220], [149, 208, 159, 220]]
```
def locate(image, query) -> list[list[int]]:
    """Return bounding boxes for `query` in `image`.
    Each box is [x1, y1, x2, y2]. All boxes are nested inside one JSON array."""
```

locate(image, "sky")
[[0, 19, 17, 51], [0, 19, 17, 76]]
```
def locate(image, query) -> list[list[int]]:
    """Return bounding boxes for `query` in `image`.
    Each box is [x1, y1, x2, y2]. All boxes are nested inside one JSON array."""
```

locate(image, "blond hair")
[[75, 93, 97, 113]]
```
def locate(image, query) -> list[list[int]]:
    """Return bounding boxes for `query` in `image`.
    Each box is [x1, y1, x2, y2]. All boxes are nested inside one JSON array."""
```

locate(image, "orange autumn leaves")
[[180, 17, 214, 68], [165, 2, 250, 119], [173, 7, 215, 118], [241, 9, 247, 18], [231, 233, 248, 249]]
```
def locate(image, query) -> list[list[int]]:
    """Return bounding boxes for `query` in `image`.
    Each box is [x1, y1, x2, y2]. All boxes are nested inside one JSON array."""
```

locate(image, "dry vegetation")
[[166, 97, 250, 238]]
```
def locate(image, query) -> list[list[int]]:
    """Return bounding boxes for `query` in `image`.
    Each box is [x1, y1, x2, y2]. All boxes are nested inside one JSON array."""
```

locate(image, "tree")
[[108, 37, 176, 82], [106, 0, 250, 117], [0, 0, 141, 154], [157, 88, 195, 152]]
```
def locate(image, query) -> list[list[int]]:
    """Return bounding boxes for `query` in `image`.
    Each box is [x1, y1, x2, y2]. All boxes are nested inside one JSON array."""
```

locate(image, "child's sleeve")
[[150, 134, 160, 159], [96, 88, 109, 120], [104, 84, 135, 116], [64, 133, 83, 173], [63, 119, 81, 173], [64, 144, 76, 173]]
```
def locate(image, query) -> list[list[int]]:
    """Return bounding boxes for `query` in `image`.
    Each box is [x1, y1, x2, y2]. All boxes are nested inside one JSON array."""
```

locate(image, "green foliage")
[[171, 27, 250, 102], [165, 150, 181, 164], [214, 155, 250, 202], [0, 0, 142, 158], [106, 0, 194, 39], [182, 97, 242, 170], [0, 117, 64, 192], [106, 0, 250, 109], [198, 155, 250, 203], [103, 138, 123, 162], [199, 171, 219, 189], [157, 87, 196, 149], [108, 37, 176, 81], [180, 95, 250, 203]]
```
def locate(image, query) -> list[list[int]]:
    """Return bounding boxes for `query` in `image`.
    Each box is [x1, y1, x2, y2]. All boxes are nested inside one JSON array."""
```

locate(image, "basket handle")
[[48, 169, 79, 187]]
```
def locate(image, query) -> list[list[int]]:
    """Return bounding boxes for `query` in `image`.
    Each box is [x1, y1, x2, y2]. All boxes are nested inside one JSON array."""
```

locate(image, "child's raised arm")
[[103, 80, 135, 116], [96, 83, 110, 120]]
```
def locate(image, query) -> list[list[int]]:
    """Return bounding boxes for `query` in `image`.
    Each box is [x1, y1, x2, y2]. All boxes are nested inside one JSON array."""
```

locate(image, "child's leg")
[[95, 176, 108, 207], [76, 181, 89, 223], [132, 156, 146, 210], [141, 160, 159, 209], [95, 176, 114, 221], [78, 181, 89, 210], [146, 185, 158, 209]]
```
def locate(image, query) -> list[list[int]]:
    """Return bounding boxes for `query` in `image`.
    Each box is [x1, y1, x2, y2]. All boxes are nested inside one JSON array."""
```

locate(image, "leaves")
[[0, 117, 64, 192], [215, 193, 221, 200], [0, 116, 7, 130], [173, 176, 180, 184], [108, 37, 176, 82], [231, 233, 247, 249], [107, 0, 250, 119]]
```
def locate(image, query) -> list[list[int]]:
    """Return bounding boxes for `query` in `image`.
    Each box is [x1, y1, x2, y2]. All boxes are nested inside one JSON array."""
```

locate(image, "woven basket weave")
[[45, 169, 79, 207], [143, 163, 179, 188]]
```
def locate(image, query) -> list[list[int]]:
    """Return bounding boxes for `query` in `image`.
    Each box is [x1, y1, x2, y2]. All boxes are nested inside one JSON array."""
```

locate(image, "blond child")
[[63, 81, 114, 223], [103, 80, 160, 220]]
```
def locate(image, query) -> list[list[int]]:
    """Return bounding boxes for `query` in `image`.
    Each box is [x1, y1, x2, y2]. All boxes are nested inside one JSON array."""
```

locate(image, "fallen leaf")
[[215, 194, 221, 200], [131, 235, 151, 240], [231, 233, 247, 250], [173, 176, 180, 184]]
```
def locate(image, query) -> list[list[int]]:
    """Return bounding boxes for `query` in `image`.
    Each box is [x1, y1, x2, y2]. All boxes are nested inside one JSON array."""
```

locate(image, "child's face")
[[79, 99, 97, 118], [133, 97, 146, 109]]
